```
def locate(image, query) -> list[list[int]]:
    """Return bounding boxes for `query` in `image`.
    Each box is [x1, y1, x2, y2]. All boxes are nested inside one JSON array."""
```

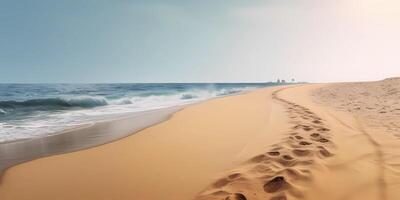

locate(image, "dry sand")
[[1, 79, 400, 200]]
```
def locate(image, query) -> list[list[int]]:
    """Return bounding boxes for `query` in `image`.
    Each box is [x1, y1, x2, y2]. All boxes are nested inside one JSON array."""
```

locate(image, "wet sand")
[[0, 106, 182, 173]]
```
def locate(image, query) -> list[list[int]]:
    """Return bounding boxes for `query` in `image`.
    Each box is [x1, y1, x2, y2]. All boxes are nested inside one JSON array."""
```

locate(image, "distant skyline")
[[1, 0, 399, 83]]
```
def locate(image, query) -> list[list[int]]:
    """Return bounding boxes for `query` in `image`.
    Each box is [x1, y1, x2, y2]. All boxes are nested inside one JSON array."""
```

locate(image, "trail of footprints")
[[196, 89, 335, 200]]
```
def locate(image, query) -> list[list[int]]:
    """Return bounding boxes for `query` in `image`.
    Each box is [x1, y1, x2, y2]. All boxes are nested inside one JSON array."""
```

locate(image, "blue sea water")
[[0, 83, 282, 142]]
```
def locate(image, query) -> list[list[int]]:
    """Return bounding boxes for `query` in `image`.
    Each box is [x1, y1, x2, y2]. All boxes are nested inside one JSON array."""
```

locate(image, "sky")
[[1, 0, 399, 83]]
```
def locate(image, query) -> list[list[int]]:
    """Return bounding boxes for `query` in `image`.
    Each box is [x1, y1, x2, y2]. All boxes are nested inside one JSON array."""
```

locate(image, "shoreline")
[[0, 85, 288, 200], [0, 105, 184, 174], [0, 85, 277, 174], [0, 83, 286, 144]]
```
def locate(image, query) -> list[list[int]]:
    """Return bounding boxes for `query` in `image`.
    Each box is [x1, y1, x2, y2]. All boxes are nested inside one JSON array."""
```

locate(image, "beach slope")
[[0, 86, 290, 200], [2, 80, 400, 200]]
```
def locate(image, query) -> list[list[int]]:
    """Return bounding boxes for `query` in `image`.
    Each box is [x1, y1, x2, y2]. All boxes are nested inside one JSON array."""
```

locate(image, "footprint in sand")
[[317, 137, 330, 143], [312, 120, 322, 124], [228, 173, 242, 180], [270, 195, 287, 200], [268, 151, 281, 156], [303, 127, 313, 131], [292, 149, 310, 156], [318, 127, 330, 132], [225, 193, 247, 200], [310, 133, 320, 138], [318, 146, 333, 157], [264, 176, 288, 193], [299, 141, 312, 146], [282, 155, 294, 161], [295, 135, 303, 140]]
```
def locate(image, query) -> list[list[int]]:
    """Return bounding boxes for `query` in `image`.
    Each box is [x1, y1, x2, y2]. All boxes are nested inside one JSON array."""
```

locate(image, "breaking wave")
[[0, 96, 109, 110], [0, 83, 279, 142]]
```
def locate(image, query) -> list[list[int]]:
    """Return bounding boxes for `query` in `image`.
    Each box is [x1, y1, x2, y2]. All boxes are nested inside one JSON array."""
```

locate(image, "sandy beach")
[[0, 106, 183, 173], [1, 79, 400, 200]]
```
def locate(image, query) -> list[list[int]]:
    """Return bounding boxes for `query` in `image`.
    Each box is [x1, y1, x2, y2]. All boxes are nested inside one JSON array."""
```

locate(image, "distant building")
[[277, 79, 281, 83], [281, 79, 286, 83]]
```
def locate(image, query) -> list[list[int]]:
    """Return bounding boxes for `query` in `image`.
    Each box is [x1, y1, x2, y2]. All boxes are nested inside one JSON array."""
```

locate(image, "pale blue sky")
[[1, 0, 399, 83]]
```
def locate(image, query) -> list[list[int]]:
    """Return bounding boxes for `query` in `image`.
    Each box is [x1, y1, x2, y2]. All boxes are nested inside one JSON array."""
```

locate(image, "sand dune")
[[1, 80, 400, 200]]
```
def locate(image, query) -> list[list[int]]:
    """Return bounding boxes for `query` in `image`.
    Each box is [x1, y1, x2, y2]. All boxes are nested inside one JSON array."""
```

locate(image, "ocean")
[[0, 83, 283, 143]]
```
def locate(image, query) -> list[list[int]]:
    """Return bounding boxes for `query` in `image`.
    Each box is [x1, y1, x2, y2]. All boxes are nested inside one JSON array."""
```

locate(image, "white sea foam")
[[0, 85, 264, 142]]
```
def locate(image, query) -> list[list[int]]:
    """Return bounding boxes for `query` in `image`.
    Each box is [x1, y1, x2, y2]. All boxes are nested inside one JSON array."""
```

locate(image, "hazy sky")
[[1, 0, 399, 83]]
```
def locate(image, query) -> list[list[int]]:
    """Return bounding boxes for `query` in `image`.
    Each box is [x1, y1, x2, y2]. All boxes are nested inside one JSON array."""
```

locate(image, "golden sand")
[[2, 80, 400, 200]]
